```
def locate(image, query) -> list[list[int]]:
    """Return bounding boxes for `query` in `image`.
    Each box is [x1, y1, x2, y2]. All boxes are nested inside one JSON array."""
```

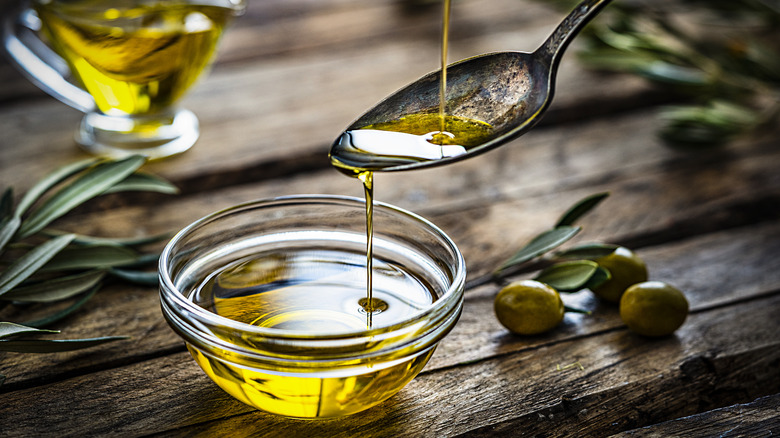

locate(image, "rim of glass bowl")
[[158, 194, 466, 342]]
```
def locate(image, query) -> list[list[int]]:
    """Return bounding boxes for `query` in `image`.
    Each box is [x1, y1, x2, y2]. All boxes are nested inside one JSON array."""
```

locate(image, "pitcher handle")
[[2, 7, 95, 113]]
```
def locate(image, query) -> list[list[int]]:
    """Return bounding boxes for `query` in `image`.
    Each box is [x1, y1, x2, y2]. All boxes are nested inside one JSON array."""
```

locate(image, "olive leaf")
[[578, 48, 660, 72], [108, 268, 159, 286], [0, 216, 20, 254], [534, 260, 600, 292], [555, 192, 609, 227], [0, 188, 19, 253], [42, 229, 172, 247], [556, 243, 619, 260], [0, 233, 76, 297], [563, 306, 591, 315], [1, 270, 106, 302], [495, 226, 581, 275], [38, 245, 141, 272], [115, 253, 161, 268], [583, 266, 611, 290], [0, 321, 59, 338], [17, 155, 146, 238], [0, 336, 128, 353], [23, 284, 101, 328], [493, 193, 618, 276], [658, 101, 762, 148], [102, 172, 179, 195], [638, 62, 711, 87], [0, 156, 177, 379], [15, 157, 100, 218]]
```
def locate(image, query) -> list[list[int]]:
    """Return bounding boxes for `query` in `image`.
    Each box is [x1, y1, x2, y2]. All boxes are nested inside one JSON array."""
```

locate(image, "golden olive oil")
[[188, 248, 437, 418], [35, 1, 231, 115], [330, 113, 495, 173], [192, 250, 434, 332], [358, 170, 377, 325]]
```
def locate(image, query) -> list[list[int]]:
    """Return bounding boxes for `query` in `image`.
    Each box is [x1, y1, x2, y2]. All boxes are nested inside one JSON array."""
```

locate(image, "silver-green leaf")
[[0, 187, 13, 219], [1, 270, 106, 302], [39, 245, 140, 272], [0, 322, 59, 339], [496, 226, 581, 274], [0, 188, 19, 253], [555, 192, 609, 227], [0, 234, 76, 297], [639, 61, 710, 87], [102, 172, 179, 195], [17, 155, 146, 238], [22, 284, 101, 328], [583, 266, 611, 290], [15, 157, 100, 217], [0, 216, 20, 254], [109, 268, 159, 286], [556, 243, 619, 260], [42, 229, 172, 247]]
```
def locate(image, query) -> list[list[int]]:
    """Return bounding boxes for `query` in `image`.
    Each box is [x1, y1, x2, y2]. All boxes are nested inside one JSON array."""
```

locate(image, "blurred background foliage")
[[544, 0, 780, 148]]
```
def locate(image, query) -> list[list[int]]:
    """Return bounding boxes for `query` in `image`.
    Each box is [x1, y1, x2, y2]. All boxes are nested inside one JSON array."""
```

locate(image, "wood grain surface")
[[0, 0, 778, 436]]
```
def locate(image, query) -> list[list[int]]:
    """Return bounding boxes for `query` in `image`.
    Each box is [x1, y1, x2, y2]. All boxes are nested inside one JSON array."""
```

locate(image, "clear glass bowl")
[[159, 195, 465, 418]]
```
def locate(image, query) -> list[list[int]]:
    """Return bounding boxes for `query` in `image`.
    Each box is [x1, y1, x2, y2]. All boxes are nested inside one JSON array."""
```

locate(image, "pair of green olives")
[[494, 247, 689, 337], [591, 247, 689, 336]]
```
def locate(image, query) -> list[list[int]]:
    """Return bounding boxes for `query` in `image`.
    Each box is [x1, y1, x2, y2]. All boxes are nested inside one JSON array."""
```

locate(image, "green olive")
[[619, 281, 689, 337], [592, 246, 648, 303], [494, 280, 564, 335]]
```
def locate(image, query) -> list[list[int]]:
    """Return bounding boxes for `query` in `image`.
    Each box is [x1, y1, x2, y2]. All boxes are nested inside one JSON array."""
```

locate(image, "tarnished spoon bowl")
[[330, 0, 612, 173]]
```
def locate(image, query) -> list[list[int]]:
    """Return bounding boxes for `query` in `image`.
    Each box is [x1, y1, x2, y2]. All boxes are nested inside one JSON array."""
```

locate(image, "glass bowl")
[[159, 195, 465, 419]]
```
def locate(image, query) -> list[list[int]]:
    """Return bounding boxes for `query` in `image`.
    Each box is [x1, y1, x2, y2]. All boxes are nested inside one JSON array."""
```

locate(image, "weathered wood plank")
[[610, 393, 780, 437], [1, 288, 777, 437], [1, 109, 778, 388], [0, 0, 658, 195]]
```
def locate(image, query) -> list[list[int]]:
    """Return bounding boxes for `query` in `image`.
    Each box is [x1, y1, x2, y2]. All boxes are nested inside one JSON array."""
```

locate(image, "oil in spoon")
[[329, 0, 494, 173]]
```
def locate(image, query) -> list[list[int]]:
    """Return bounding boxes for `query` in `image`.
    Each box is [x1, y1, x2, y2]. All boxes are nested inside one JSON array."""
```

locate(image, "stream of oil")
[[353, 0, 455, 327], [333, 0, 497, 328]]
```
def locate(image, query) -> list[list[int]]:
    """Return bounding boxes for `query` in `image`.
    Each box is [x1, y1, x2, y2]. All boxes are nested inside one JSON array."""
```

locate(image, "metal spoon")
[[330, 0, 613, 173]]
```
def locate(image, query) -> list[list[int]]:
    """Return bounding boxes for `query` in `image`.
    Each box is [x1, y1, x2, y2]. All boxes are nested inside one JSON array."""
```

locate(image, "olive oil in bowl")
[[188, 246, 438, 418], [159, 196, 465, 419]]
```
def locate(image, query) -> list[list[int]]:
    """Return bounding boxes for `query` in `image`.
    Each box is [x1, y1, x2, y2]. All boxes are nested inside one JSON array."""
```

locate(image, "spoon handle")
[[536, 0, 613, 69]]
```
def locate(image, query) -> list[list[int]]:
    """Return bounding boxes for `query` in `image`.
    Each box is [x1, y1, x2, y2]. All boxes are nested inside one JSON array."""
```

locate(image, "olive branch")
[[492, 192, 616, 294], [0, 155, 177, 385]]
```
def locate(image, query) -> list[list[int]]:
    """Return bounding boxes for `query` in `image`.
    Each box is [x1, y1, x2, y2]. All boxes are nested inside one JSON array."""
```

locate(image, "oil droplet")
[[358, 297, 389, 314]]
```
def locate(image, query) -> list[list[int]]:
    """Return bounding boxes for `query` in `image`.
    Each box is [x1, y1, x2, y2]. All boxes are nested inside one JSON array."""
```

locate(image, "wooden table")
[[1, 0, 779, 436]]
